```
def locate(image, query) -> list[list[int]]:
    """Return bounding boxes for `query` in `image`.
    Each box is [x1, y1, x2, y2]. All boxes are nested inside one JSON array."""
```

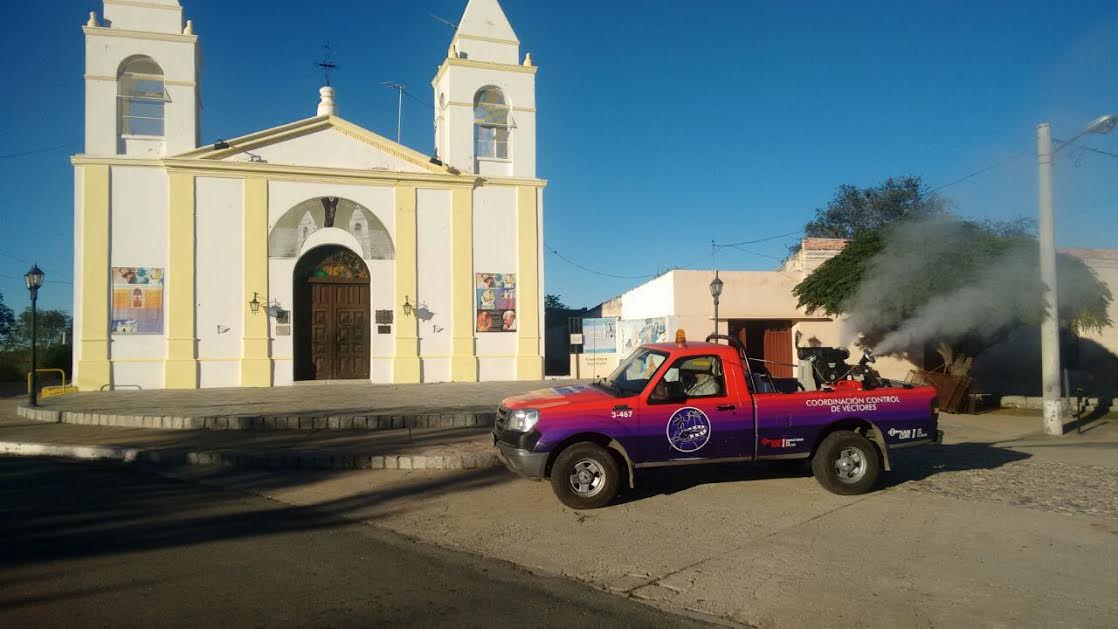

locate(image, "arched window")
[[118, 57, 167, 137], [474, 87, 510, 159]]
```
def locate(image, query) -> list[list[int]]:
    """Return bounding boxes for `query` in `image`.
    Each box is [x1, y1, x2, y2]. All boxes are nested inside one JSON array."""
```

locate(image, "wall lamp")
[[249, 292, 262, 315], [402, 296, 414, 317]]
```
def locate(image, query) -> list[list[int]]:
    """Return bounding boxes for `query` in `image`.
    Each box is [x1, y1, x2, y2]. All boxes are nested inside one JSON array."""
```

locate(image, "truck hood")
[[501, 383, 617, 411]]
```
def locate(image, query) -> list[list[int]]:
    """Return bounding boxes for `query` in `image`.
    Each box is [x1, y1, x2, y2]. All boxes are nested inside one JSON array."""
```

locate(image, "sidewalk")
[[0, 384, 541, 467]]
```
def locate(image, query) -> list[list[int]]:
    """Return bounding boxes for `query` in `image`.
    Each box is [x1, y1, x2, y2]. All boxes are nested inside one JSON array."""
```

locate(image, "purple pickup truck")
[[494, 334, 942, 509]]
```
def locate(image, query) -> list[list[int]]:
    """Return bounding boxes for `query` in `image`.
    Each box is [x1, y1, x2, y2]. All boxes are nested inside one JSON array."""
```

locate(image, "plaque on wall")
[[376, 310, 394, 325], [276, 324, 291, 337], [377, 325, 392, 335]]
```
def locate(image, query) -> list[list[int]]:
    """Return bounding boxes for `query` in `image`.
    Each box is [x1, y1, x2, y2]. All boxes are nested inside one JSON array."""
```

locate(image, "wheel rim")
[[568, 458, 606, 497], [833, 447, 867, 484]]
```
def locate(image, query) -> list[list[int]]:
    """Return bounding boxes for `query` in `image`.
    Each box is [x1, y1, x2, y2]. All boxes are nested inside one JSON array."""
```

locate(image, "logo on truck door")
[[667, 407, 711, 453]]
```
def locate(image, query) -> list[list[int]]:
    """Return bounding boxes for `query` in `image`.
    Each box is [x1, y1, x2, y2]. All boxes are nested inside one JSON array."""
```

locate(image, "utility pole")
[[1036, 122, 1063, 436], [382, 82, 406, 144]]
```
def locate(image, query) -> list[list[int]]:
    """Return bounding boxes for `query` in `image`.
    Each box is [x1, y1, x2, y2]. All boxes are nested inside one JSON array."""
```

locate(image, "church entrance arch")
[[293, 246, 371, 381]]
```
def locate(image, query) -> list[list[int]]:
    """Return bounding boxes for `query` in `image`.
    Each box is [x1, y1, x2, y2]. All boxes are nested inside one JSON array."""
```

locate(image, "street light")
[[24, 264, 44, 407], [1036, 114, 1116, 436], [709, 271, 723, 337]]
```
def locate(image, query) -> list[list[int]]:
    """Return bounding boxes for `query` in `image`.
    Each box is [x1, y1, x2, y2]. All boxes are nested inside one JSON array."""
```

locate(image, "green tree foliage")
[[3, 308, 72, 351], [793, 216, 1112, 376], [545, 294, 569, 311], [0, 291, 14, 344], [803, 175, 947, 241]]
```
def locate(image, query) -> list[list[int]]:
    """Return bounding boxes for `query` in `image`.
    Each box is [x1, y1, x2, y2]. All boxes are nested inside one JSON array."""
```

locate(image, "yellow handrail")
[[27, 368, 67, 394]]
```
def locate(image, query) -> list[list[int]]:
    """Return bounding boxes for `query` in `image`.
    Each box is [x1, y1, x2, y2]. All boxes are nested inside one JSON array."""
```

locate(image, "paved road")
[[0, 457, 713, 628]]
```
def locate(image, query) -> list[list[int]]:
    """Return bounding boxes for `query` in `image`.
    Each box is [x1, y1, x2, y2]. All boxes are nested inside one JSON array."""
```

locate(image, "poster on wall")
[[582, 318, 618, 354], [111, 267, 164, 335], [476, 273, 517, 332], [616, 317, 677, 357]]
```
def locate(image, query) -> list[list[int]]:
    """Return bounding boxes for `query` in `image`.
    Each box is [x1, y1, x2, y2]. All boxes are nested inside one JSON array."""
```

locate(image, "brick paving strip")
[[2, 380, 581, 470]]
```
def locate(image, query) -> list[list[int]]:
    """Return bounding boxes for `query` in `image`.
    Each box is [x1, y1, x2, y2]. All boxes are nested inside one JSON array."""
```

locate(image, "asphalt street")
[[0, 456, 713, 628]]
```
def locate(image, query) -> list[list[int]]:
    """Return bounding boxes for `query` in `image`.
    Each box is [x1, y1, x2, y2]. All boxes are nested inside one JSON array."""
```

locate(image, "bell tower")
[[83, 0, 200, 156], [432, 0, 537, 178]]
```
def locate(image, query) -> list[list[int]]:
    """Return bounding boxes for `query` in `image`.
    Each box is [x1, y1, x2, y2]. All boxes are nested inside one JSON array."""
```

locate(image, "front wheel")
[[549, 442, 620, 510], [811, 431, 881, 495]]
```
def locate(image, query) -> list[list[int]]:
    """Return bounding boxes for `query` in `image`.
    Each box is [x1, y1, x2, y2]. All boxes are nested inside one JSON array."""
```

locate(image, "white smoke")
[[841, 216, 1046, 356]]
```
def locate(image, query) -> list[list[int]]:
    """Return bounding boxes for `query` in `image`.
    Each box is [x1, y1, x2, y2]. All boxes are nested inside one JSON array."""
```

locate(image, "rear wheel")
[[550, 442, 620, 510], [811, 431, 881, 495]]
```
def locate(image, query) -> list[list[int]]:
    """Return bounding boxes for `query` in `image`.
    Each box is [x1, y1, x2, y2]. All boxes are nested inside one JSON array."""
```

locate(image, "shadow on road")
[[612, 440, 1033, 503], [0, 456, 512, 569]]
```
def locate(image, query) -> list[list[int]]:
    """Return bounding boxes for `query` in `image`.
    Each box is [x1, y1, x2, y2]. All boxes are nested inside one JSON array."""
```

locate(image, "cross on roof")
[[317, 44, 339, 86]]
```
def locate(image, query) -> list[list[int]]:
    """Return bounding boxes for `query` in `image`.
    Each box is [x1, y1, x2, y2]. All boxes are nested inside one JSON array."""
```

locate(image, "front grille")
[[494, 406, 510, 433]]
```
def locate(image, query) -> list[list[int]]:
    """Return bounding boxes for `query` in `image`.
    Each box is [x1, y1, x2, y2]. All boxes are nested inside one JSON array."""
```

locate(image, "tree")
[[802, 175, 947, 242], [793, 215, 1112, 376], [0, 291, 14, 346], [545, 294, 569, 311], [3, 308, 72, 351]]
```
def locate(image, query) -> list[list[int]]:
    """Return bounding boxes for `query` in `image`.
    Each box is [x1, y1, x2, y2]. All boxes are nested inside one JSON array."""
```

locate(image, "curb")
[[17, 405, 498, 433], [0, 441, 140, 462], [0, 440, 502, 471]]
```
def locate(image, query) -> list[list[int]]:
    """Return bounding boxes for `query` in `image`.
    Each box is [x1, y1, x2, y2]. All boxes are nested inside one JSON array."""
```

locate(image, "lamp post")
[[1036, 114, 1117, 436], [709, 271, 723, 338], [24, 265, 44, 407]]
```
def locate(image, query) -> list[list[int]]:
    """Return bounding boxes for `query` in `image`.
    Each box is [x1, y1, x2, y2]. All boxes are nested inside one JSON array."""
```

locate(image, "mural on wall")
[[269, 197, 395, 260], [111, 267, 164, 335], [582, 318, 617, 354], [616, 317, 678, 357], [476, 272, 517, 333]]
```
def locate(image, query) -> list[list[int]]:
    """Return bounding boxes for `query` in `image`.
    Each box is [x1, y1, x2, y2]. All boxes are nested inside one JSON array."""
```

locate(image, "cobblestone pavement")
[[890, 415, 1118, 519], [897, 453, 1118, 519]]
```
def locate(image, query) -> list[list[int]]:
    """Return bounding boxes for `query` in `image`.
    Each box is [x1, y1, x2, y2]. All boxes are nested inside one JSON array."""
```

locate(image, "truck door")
[[637, 354, 753, 462]]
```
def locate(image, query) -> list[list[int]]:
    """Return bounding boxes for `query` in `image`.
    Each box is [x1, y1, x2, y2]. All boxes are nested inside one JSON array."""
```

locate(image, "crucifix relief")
[[321, 197, 340, 228]]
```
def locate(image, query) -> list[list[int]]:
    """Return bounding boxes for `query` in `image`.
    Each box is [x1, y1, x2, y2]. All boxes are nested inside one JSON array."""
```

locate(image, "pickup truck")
[[493, 333, 942, 509]]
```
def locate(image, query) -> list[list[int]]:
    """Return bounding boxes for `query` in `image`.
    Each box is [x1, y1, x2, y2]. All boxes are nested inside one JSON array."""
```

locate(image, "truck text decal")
[[805, 395, 902, 413]]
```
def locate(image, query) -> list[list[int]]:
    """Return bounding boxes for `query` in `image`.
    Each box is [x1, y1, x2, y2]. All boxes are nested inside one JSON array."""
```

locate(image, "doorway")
[[727, 319, 794, 378], [294, 246, 371, 381]]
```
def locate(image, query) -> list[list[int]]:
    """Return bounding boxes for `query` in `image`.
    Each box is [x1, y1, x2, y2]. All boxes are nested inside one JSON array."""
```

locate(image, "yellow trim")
[[82, 25, 196, 44], [176, 115, 447, 175], [433, 57, 538, 85], [515, 186, 543, 380], [241, 177, 272, 387], [455, 33, 520, 46], [392, 185, 421, 383], [165, 172, 198, 389], [105, 0, 182, 11], [72, 157, 549, 189], [450, 187, 478, 382], [77, 165, 111, 391]]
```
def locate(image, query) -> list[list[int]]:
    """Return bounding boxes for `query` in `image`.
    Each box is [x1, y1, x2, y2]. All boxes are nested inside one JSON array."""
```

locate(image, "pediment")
[[176, 116, 446, 175]]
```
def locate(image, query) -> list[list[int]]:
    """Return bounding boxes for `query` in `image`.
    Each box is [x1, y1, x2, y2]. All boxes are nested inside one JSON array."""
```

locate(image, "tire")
[[549, 442, 621, 510], [811, 430, 881, 495]]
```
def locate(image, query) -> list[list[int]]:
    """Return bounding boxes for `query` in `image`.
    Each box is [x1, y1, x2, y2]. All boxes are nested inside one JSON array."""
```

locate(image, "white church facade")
[[71, 0, 546, 390]]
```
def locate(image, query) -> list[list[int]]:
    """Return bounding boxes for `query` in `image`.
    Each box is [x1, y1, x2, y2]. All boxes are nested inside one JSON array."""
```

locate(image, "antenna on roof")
[[381, 82, 407, 144], [427, 10, 458, 29], [316, 43, 339, 86]]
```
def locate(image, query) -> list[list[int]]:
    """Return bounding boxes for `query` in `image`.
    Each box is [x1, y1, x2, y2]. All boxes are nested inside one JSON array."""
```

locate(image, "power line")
[[0, 143, 77, 160], [926, 150, 1029, 194], [544, 244, 653, 280], [716, 229, 804, 249], [1058, 140, 1118, 161]]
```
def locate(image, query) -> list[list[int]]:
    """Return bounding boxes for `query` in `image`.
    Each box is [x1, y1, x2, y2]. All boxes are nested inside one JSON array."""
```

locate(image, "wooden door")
[[308, 282, 370, 380], [763, 324, 794, 378]]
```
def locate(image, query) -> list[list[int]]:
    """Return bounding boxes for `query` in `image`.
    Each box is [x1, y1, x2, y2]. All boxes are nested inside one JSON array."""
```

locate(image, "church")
[[71, 0, 545, 390]]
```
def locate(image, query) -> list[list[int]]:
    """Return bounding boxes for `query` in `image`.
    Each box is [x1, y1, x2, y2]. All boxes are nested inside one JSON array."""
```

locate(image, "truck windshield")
[[598, 348, 668, 396]]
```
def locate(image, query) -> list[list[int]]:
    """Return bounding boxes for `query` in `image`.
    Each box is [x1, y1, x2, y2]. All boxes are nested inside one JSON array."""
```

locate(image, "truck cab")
[[493, 332, 942, 509]]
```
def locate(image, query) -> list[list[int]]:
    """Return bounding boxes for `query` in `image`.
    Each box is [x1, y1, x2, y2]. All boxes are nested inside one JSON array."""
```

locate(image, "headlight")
[[508, 409, 540, 432]]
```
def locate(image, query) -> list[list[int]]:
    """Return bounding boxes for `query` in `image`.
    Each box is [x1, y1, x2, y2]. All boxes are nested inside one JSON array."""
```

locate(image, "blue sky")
[[1, 0, 1116, 314]]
